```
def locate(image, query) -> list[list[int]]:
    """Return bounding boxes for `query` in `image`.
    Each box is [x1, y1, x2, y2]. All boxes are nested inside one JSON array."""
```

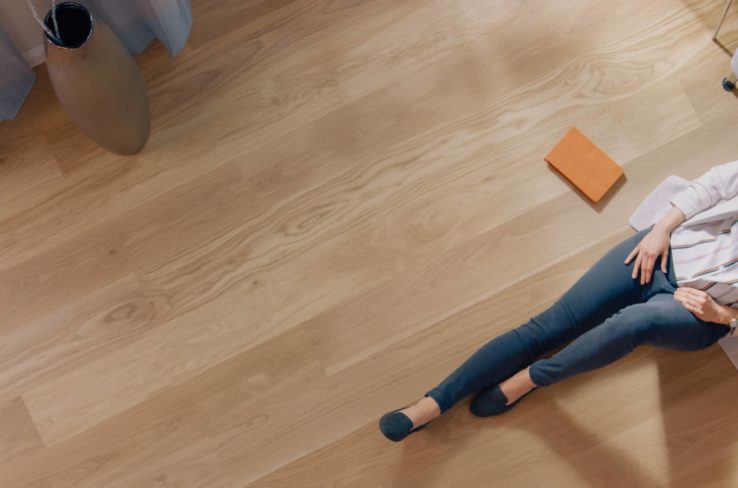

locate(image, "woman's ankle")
[[419, 396, 441, 418], [403, 396, 441, 427], [499, 367, 539, 405]]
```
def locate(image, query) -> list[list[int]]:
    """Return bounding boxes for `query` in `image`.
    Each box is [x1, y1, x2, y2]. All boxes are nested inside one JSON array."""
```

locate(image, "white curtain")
[[0, 24, 35, 120], [0, 0, 191, 121], [88, 0, 192, 56]]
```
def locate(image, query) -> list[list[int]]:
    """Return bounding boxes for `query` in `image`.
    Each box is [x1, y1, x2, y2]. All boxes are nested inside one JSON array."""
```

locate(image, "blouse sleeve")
[[670, 160, 738, 220]]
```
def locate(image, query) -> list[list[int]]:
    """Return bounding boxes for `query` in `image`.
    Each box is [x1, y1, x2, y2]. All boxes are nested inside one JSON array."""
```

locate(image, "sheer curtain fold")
[[0, 25, 35, 121], [87, 0, 192, 56], [0, 0, 191, 121]]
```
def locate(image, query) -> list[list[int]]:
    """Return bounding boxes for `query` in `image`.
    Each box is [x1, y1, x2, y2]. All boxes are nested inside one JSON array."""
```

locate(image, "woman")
[[379, 160, 738, 442]]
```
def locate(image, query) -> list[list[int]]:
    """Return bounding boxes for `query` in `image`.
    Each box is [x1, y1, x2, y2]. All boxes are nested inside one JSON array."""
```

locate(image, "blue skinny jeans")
[[426, 227, 731, 414]]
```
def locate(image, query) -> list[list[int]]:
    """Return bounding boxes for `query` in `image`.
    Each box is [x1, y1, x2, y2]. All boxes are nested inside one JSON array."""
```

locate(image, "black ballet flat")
[[470, 384, 535, 417], [378, 408, 428, 442]]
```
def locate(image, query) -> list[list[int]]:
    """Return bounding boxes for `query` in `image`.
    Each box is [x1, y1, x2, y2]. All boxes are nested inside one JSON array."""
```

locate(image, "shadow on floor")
[[387, 346, 738, 487]]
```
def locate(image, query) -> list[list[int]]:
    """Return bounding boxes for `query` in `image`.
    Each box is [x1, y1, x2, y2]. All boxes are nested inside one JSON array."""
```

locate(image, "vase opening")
[[44, 2, 93, 49]]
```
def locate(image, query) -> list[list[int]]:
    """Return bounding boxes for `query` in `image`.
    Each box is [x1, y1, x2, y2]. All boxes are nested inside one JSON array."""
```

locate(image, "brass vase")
[[43, 2, 150, 155]]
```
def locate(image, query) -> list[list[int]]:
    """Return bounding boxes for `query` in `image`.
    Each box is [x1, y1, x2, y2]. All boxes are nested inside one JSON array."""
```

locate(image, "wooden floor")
[[2, 0, 738, 486]]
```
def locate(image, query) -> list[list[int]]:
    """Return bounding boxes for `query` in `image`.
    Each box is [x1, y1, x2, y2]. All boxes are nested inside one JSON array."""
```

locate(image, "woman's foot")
[[379, 396, 441, 442], [469, 367, 539, 417], [498, 366, 537, 405], [398, 396, 441, 428]]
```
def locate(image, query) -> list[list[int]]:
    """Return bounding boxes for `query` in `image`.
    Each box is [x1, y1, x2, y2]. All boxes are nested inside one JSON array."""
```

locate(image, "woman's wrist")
[[718, 305, 738, 326], [653, 206, 687, 235], [652, 222, 672, 235]]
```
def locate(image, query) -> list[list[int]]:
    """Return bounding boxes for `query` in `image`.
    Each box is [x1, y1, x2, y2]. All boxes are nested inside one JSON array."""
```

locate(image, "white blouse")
[[670, 160, 738, 306]]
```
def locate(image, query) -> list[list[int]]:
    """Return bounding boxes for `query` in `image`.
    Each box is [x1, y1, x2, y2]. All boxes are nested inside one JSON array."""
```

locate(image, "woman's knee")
[[619, 305, 725, 351], [520, 302, 581, 348], [674, 323, 729, 351]]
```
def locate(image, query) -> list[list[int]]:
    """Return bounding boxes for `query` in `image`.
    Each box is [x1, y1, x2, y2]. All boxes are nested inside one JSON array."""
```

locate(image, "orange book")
[[544, 127, 624, 203]]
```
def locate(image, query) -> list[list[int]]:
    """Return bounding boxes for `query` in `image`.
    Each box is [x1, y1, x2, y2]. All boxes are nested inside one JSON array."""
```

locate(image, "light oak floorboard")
[[1, 0, 737, 486]]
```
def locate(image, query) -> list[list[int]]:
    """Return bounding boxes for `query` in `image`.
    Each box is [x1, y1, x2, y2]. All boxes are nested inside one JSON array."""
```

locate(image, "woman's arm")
[[717, 304, 738, 325], [674, 288, 738, 326], [653, 205, 686, 234], [626, 160, 738, 285], [670, 160, 738, 220]]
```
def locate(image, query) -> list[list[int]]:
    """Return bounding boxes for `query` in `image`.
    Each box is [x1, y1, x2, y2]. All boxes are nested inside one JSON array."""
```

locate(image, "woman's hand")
[[674, 287, 730, 324], [624, 227, 671, 285]]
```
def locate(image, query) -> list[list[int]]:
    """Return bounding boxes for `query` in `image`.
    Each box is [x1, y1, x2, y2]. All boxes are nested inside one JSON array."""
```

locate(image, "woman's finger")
[[677, 286, 697, 294], [642, 255, 654, 285], [661, 249, 668, 273], [680, 287, 707, 300], [625, 244, 639, 265], [632, 254, 642, 280], [675, 289, 696, 300], [675, 297, 696, 313], [679, 287, 699, 298], [675, 290, 705, 309], [684, 302, 700, 315], [677, 296, 703, 314]]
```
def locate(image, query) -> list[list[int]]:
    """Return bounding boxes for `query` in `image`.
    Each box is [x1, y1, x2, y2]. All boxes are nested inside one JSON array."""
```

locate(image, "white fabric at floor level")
[[0, 0, 192, 121]]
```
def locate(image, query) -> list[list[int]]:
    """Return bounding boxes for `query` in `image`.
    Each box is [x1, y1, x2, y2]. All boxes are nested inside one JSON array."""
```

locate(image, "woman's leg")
[[527, 293, 730, 387], [425, 227, 665, 414]]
